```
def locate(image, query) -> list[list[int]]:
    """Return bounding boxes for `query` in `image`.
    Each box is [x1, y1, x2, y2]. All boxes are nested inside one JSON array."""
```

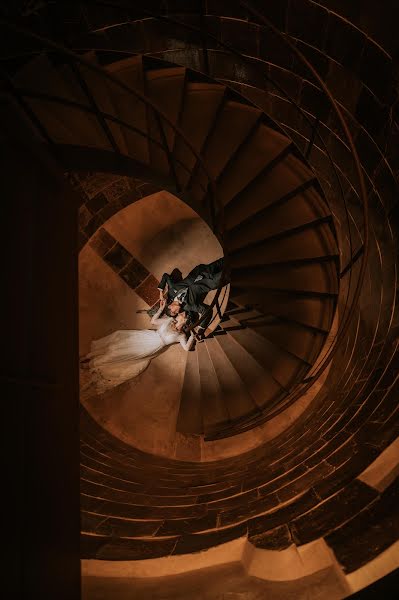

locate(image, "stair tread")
[[173, 82, 225, 188], [197, 342, 230, 431], [145, 66, 186, 175], [75, 51, 129, 154], [176, 351, 202, 435], [230, 222, 338, 268], [226, 187, 330, 252], [13, 54, 107, 147], [232, 262, 339, 295], [216, 125, 291, 208], [242, 320, 323, 365], [214, 334, 285, 410], [205, 338, 257, 420], [225, 153, 320, 230], [225, 327, 307, 389], [105, 55, 149, 163], [189, 100, 262, 201], [227, 302, 333, 335]]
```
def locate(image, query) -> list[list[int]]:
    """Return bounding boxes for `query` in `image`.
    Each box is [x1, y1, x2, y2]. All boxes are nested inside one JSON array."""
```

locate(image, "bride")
[[80, 299, 195, 398]]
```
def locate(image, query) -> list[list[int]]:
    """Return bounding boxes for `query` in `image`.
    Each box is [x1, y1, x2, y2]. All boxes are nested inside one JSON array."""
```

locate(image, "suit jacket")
[[158, 259, 224, 328]]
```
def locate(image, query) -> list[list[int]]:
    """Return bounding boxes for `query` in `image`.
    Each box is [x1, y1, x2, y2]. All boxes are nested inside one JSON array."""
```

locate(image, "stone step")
[[144, 66, 186, 176], [216, 124, 290, 208], [81, 492, 207, 520], [225, 327, 306, 389], [205, 337, 258, 421], [244, 318, 325, 365], [222, 307, 326, 366], [226, 186, 331, 252], [176, 350, 203, 435], [197, 341, 230, 433], [230, 290, 336, 332], [105, 55, 149, 164], [324, 477, 399, 573], [224, 152, 317, 230], [13, 53, 110, 149], [81, 511, 162, 538], [230, 220, 338, 268], [214, 333, 285, 410], [232, 261, 339, 295], [76, 50, 129, 155], [189, 99, 261, 204], [172, 81, 225, 189], [80, 532, 178, 560]]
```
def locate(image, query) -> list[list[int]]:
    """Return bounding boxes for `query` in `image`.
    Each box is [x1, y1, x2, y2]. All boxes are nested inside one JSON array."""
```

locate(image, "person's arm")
[[195, 303, 212, 335], [157, 273, 170, 295], [158, 284, 167, 300], [150, 299, 166, 326], [179, 331, 195, 351]]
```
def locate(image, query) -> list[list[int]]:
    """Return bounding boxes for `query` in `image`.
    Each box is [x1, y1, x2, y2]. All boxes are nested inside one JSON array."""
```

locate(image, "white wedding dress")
[[80, 306, 194, 398]]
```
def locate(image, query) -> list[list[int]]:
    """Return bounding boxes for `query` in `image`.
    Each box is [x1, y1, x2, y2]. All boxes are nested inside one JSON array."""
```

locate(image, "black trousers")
[[158, 258, 224, 295], [158, 258, 225, 328]]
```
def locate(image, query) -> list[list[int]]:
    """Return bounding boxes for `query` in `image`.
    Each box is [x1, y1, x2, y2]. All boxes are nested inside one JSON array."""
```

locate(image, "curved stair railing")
[[5, 3, 398, 570], [46, 0, 369, 406], [54, 0, 369, 425], [0, 4, 372, 433]]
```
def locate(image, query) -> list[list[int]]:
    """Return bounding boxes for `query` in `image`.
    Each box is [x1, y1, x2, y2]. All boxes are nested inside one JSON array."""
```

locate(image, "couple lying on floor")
[[80, 258, 225, 398]]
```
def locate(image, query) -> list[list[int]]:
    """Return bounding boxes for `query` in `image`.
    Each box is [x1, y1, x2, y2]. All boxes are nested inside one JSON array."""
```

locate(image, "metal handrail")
[[67, 0, 366, 364], [239, 1, 368, 387], [1, 4, 370, 410], [105, 0, 367, 408]]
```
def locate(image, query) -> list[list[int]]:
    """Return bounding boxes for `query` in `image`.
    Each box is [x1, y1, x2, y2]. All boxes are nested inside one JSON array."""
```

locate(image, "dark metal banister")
[[239, 0, 368, 379], [0, 22, 218, 202], [4, 86, 206, 186], [1, 5, 368, 352], [71, 0, 364, 347], [114, 0, 365, 382], [0, 17, 229, 334]]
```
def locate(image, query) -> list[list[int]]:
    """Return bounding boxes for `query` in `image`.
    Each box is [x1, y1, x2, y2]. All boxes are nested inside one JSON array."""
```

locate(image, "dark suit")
[[158, 258, 224, 329]]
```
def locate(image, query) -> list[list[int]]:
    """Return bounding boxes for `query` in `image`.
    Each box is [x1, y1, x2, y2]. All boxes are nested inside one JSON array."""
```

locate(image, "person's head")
[[174, 311, 188, 331], [166, 300, 181, 317]]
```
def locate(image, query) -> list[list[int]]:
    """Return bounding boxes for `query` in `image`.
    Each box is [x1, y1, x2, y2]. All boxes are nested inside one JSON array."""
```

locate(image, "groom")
[[158, 257, 226, 338]]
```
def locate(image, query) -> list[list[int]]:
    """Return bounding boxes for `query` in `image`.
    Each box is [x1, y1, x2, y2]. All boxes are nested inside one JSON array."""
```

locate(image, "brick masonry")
[[65, 170, 162, 251], [89, 226, 159, 307]]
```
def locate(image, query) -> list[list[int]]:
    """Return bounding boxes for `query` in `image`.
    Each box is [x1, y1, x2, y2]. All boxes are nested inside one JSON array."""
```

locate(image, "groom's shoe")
[[196, 328, 206, 341]]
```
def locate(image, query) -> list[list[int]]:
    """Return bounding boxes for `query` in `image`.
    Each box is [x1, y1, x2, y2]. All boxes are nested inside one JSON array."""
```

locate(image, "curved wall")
[[5, 1, 398, 594], [63, 0, 399, 583]]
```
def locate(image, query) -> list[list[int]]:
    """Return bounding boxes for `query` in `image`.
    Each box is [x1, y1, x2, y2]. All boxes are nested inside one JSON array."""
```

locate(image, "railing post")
[[0, 68, 54, 145], [153, 108, 181, 192], [67, 59, 120, 154], [305, 115, 320, 160]]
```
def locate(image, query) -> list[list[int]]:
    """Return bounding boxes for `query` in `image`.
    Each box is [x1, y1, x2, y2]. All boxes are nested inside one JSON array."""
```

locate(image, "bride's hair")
[[171, 313, 188, 333]]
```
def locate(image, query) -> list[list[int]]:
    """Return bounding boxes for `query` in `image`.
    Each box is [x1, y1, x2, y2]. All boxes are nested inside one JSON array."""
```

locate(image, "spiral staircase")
[[3, 2, 399, 599], [13, 51, 340, 443]]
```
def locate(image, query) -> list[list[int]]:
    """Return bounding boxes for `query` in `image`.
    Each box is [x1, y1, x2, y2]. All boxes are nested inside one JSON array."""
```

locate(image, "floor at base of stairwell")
[[79, 191, 222, 457]]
